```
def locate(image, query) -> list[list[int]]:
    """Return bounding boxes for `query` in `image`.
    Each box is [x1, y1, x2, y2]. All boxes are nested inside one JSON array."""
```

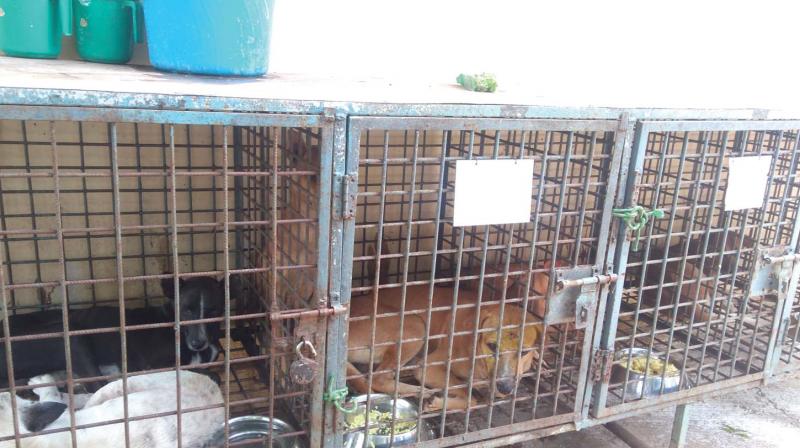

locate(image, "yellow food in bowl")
[[346, 410, 417, 436], [628, 356, 679, 376]]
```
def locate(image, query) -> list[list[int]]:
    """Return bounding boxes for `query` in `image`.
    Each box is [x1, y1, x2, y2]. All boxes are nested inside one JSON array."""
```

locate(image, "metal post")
[[605, 421, 651, 448], [669, 404, 690, 448], [323, 111, 351, 448], [591, 119, 644, 416]]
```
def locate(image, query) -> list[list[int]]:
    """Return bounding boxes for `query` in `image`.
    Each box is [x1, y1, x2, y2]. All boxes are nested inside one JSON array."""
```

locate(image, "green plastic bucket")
[[74, 0, 142, 64], [0, 0, 73, 59]]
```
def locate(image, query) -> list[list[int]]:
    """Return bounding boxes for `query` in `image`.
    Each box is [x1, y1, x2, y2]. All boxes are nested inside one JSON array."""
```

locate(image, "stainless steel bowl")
[[209, 415, 302, 448], [343, 394, 430, 448], [611, 348, 681, 399]]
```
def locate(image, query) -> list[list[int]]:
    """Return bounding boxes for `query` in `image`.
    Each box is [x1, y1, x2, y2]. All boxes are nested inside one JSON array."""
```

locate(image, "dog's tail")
[[346, 362, 371, 394]]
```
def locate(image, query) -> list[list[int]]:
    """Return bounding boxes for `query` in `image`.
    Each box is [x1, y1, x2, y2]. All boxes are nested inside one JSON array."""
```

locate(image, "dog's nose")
[[188, 339, 209, 351], [495, 378, 515, 395]]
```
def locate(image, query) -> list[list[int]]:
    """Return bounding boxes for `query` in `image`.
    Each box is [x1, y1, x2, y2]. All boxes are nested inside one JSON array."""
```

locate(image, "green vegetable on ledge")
[[456, 73, 498, 93]]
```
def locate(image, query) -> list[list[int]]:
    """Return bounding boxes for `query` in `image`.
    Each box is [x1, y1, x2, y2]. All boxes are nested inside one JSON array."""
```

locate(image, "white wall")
[[269, 0, 798, 102]]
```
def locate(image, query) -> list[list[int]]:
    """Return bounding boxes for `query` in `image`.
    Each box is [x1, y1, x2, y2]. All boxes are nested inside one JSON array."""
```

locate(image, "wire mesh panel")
[[594, 121, 800, 417], [775, 227, 800, 374], [338, 117, 622, 447], [776, 274, 800, 373], [0, 108, 330, 448]]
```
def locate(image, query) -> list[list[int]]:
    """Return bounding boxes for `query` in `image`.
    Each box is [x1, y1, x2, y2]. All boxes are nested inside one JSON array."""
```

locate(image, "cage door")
[[593, 120, 800, 419], [329, 116, 625, 447]]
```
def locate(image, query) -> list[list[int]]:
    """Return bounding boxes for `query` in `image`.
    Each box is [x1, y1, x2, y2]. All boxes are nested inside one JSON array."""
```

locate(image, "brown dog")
[[628, 237, 744, 324], [460, 260, 566, 319], [347, 285, 542, 411]]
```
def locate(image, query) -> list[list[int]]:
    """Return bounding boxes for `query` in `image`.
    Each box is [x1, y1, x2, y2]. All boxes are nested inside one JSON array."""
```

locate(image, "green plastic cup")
[[74, 0, 141, 64], [0, 0, 73, 59]]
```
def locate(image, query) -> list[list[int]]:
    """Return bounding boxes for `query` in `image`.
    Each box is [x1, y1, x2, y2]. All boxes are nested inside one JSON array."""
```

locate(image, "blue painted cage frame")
[[0, 92, 798, 448]]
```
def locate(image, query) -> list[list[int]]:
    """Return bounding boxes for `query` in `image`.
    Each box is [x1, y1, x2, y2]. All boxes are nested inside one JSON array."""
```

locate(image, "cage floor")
[[223, 340, 271, 417], [422, 379, 576, 437], [607, 295, 775, 406]]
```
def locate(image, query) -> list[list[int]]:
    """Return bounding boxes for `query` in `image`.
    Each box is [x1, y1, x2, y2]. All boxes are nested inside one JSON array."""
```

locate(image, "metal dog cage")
[[2, 60, 800, 448], [0, 108, 331, 448], [592, 121, 800, 420]]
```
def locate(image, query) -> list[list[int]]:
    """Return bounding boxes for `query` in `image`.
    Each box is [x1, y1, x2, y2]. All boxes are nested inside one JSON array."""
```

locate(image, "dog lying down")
[[348, 285, 543, 411], [0, 371, 223, 448]]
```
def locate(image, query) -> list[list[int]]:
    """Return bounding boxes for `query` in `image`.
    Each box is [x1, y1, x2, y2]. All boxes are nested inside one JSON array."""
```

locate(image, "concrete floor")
[[527, 372, 800, 448]]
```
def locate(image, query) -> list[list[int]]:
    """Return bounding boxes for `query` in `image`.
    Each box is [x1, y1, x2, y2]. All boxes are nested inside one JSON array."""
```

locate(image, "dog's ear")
[[479, 312, 500, 331], [286, 128, 320, 170], [227, 275, 243, 297], [22, 402, 67, 433], [161, 277, 175, 299], [160, 277, 185, 300], [523, 322, 542, 348]]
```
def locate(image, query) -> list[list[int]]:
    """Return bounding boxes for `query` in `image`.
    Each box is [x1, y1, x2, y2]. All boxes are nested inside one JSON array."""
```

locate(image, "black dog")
[[160, 276, 225, 355], [0, 315, 102, 391], [0, 276, 226, 392], [69, 305, 220, 374]]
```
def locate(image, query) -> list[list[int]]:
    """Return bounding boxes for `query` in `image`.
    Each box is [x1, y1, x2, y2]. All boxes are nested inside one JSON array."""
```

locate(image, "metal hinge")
[[335, 174, 357, 220], [590, 348, 614, 383], [338, 174, 358, 221]]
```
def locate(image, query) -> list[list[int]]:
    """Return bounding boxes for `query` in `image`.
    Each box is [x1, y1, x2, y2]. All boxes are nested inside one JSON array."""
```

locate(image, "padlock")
[[289, 339, 319, 385]]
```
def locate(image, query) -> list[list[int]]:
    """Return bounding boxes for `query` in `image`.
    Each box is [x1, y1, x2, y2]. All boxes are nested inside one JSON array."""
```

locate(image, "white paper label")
[[453, 159, 534, 227], [725, 156, 771, 211]]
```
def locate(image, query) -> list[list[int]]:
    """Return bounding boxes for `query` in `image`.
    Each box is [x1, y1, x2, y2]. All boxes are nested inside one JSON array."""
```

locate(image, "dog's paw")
[[422, 395, 445, 412], [417, 387, 437, 399]]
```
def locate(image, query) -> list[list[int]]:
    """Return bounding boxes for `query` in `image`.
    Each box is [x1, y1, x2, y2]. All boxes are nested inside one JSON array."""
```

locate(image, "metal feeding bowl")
[[611, 348, 681, 399], [343, 394, 432, 448], [209, 415, 302, 448]]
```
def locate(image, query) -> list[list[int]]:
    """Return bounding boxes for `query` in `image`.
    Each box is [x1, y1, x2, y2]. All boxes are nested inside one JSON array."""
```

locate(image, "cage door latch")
[[547, 266, 619, 329], [750, 245, 795, 297]]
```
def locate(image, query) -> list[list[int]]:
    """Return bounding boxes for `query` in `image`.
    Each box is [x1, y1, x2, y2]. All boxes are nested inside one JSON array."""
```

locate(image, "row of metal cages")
[[0, 107, 798, 448]]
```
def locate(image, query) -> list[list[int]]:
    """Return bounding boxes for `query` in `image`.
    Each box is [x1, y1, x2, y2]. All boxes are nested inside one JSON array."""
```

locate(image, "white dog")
[[0, 371, 223, 448]]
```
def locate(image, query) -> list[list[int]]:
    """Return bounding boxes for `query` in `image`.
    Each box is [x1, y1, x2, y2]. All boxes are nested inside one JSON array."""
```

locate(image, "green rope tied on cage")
[[612, 206, 665, 251], [323, 375, 357, 413]]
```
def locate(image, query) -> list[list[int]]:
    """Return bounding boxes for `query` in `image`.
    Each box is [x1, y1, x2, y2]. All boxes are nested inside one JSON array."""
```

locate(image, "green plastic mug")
[[0, 0, 73, 59], [75, 0, 141, 64]]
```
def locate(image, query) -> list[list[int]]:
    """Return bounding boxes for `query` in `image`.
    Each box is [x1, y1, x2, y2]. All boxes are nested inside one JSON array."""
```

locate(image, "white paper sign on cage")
[[725, 155, 772, 211], [453, 159, 534, 227]]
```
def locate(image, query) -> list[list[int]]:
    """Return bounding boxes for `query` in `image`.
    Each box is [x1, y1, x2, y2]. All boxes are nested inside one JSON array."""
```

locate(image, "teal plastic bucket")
[[0, 0, 73, 59], [141, 0, 274, 76]]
